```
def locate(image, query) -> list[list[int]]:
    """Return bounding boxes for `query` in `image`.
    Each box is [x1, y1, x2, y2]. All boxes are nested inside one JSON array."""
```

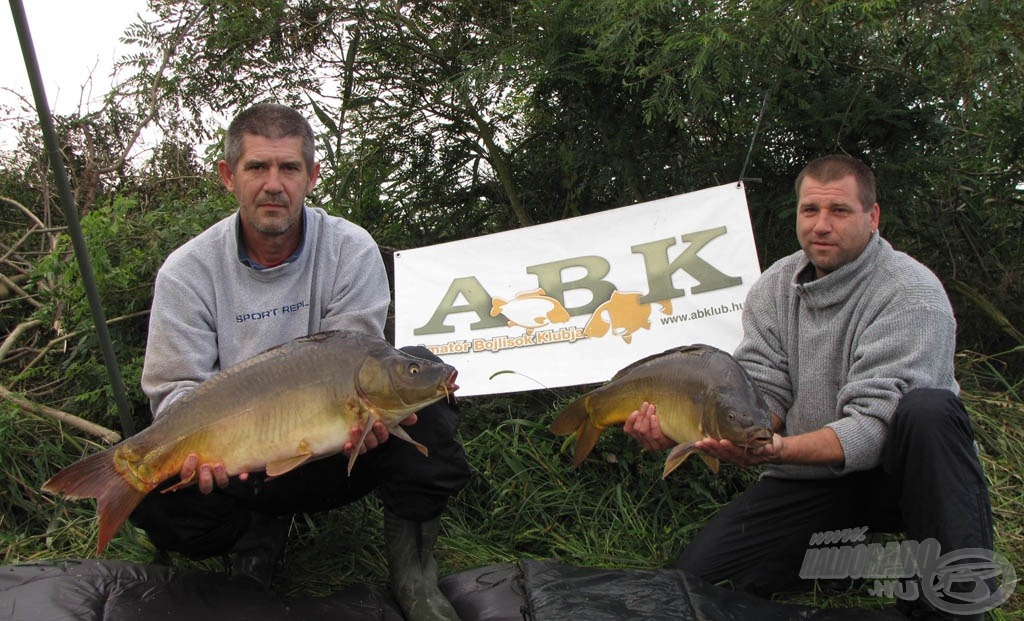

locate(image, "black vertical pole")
[[737, 89, 771, 187], [9, 0, 136, 436]]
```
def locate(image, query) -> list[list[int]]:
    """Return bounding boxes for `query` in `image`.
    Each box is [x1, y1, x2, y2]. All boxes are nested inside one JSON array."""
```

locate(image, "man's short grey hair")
[[224, 103, 316, 171]]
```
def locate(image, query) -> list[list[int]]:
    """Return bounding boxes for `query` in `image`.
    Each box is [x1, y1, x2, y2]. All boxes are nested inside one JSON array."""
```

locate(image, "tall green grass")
[[2, 357, 1021, 617]]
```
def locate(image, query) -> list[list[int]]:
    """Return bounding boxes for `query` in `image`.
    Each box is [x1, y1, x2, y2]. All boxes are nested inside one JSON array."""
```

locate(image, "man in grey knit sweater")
[[129, 103, 469, 620], [626, 155, 995, 618]]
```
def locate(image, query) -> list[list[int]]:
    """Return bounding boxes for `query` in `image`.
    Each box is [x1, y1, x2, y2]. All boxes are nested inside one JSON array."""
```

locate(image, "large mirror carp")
[[43, 330, 457, 553]]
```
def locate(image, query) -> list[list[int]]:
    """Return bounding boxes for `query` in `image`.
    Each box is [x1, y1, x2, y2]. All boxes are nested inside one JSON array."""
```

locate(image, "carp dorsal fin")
[[609, 343, 714, 381], [267, 453, 313, 478]]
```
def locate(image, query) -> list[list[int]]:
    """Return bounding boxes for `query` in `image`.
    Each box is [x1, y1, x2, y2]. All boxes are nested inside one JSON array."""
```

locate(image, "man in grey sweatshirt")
[[625, 155, 995, 618], [129, 103, 469, 621]]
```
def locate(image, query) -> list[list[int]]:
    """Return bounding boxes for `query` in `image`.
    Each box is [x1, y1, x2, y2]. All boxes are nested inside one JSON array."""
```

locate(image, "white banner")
[[394, 183, 761, 396]]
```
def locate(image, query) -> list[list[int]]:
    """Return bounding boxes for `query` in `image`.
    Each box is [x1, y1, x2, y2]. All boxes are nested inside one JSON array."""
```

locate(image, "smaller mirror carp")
[[551, 343, 773, 477]]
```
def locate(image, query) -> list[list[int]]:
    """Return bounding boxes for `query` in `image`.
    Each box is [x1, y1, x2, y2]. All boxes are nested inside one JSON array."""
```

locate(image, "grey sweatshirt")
[[141, 206, 390, 416], [733, 232, 959, 479]]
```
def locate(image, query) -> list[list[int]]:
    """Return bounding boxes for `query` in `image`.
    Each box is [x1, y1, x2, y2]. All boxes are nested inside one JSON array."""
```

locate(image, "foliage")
[[100, 0, 1024, 362], [2, 184, 232, 431]]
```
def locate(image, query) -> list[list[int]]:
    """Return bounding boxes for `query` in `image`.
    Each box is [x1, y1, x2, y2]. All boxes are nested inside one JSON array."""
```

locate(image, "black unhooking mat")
[[0, 558, 905, 621]]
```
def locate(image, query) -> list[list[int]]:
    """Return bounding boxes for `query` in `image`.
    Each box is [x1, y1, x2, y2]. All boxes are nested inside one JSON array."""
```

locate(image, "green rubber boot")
[[383, 509, 460, 620]]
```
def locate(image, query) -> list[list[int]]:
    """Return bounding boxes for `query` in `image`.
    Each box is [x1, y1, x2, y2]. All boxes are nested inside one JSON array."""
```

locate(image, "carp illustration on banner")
[[394, 183, 762, 396]]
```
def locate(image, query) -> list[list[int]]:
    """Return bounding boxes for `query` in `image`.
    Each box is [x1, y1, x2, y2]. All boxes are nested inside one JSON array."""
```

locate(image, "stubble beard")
[[251, 215, 297, 237]]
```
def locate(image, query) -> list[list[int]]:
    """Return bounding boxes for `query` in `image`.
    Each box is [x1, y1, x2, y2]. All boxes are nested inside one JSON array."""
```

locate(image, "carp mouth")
[[745, 427, 773, 447], [444, 369, 459, 401]]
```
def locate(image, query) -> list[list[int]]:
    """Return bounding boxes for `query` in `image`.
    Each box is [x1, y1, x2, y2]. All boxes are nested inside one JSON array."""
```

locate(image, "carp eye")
[[408, 363, 421, 374]]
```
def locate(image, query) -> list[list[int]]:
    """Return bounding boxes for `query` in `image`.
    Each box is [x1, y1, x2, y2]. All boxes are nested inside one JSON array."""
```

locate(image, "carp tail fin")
[[549, 396, 588, 436], [572, 422, 602, 467], [43, 449, 147, 554]]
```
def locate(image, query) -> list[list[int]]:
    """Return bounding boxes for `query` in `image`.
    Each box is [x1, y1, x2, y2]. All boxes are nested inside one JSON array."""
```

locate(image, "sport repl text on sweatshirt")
[[141, 207, 391, 416]]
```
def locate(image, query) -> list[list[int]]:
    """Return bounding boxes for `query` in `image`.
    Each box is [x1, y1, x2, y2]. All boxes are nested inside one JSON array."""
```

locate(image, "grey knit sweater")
[[141, 206, 390, 417], [733, 232, 958, 479]]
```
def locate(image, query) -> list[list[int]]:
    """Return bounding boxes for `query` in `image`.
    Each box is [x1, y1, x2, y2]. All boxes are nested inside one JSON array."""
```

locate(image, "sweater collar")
[[792, 231, 886, 307]]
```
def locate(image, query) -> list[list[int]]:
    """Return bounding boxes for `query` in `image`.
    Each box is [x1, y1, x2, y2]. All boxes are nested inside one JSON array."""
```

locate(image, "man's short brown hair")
[[795, 154, 877, 210]]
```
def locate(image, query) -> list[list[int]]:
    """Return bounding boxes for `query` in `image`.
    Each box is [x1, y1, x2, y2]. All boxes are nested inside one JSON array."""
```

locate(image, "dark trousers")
[[129, 346, 471, 559], [676, 388, 994, 597]]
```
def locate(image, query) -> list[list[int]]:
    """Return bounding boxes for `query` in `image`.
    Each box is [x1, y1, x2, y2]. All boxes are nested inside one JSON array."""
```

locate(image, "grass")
[[2, 356, 1022, 618]]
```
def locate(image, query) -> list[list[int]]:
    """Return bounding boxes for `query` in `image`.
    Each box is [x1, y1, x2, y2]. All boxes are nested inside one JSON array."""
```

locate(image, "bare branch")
[[0, 319, 42, 364], [17, 310, 149, 375], [0, 273, 41, 309], [0, 195, 46, 229], [0, 384, 121, 444], [95, 8, 201, 175]]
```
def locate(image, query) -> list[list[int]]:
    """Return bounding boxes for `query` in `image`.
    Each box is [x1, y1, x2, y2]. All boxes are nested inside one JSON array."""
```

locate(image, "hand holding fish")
[[167, 414, 428, 495], [182, 413, 428, 495], [694, 433, 785, 467], [625, 402, 783, 468], [624, 402, 677, 451], [179, 418, 421, 494], [694, 425, 846, 468], [342, 414, 419, 456], [179, 453, 248, 494]]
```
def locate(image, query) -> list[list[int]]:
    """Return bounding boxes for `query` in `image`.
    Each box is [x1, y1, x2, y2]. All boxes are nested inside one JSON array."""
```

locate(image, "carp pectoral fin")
[[346, 450, 360, 476], [267, 453, 313, 478], [699, 452, 721, 474], [162, 472, 197, 493], [347, 415, 379, 475], [662, 442, 700, 478], [389, 425, 429, 457]]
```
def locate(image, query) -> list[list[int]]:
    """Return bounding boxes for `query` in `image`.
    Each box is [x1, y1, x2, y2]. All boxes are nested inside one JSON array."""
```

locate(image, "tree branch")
[[0, 319, 42, 364], [0, 384, 121, 444], [0, 195, 46, 229]]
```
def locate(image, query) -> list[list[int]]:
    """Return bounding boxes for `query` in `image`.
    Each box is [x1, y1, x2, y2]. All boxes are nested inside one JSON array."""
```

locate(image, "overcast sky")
[[1, 1, 151, 145]]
